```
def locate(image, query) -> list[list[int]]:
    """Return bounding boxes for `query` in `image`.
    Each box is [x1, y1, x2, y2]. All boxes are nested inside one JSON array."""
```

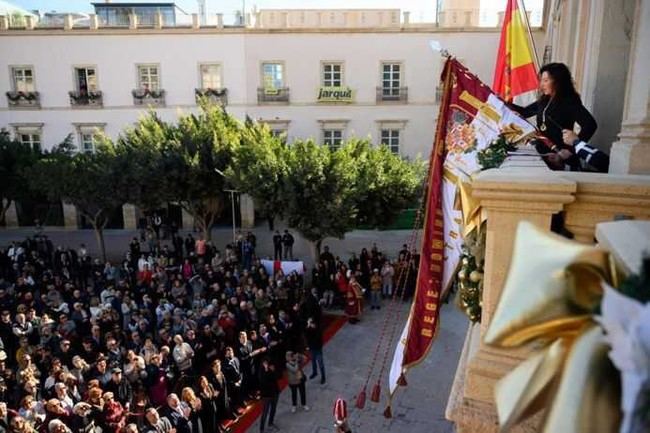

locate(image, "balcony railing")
[[257, 87, 290, 104], [195, 88, 228, 106], [6, 91, 40, 108], [376, 86, 408, 103], [69, 90, 103, 107], [132, 89, 165, 107]]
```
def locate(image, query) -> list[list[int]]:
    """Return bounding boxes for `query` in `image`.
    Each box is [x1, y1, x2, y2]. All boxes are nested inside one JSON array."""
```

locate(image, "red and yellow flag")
[[493, 0, 538, 102]]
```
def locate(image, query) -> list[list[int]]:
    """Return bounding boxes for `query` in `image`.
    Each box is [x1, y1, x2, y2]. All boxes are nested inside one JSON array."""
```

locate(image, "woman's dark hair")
[[539, 63, 579, 100]]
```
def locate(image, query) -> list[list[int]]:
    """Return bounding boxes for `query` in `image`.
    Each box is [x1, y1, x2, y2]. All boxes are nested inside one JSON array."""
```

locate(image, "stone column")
[[240, 194, 255, 229], [610, 0, 650, 174], [3, 200, 19, 228], [154, 12, 163, 29], [63, 14, 73, 30], [128, 14, 138, 30], [192, 13, 200, 29], [402, 11, 410, 26], [122, 204, 138, 230], [0, 16, 8, 30], [62, 202, 78, 229], [216, 13, 224, 28], [89, 14, 99, 30], [25, 15, 34, 30]]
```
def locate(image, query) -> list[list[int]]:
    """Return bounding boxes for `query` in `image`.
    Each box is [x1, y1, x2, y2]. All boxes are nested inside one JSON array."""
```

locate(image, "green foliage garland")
[[477, 133, 517, 170], [456, 229, 485, 323]]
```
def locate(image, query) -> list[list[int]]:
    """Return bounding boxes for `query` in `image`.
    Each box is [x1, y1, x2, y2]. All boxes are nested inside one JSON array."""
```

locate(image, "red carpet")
[[227, 314, 348, 433]]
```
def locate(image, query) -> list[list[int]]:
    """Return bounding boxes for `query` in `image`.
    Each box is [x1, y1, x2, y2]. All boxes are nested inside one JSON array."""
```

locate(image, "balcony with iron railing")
[[257, 87, 290, 104], [6, 91, 40, 109], [132, 89, 165, 107], [195, 88, 228, 106], [69, 90, 103, 108], [376, 86, 408, 103]]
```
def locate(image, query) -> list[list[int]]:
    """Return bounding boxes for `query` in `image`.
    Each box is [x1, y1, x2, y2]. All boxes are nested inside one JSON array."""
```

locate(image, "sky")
[[9, 0, 544, 21]]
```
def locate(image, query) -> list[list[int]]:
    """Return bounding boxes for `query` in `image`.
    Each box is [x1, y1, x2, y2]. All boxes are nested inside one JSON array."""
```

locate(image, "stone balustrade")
[[446, 150, 650, 433]]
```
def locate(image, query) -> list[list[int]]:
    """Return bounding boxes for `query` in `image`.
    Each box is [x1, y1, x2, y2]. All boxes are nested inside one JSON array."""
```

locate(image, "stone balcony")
[[445, 149, 650, 433], [376, 86, 408, 103], [69, 90, 103, 108], [6, 91, 40, 109], [195, 88, 228, 106], [132, 89, 165, 107], [257, 87, 290, 104]]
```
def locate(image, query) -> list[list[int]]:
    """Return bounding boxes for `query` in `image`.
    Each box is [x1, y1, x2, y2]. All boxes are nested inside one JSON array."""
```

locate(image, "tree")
[[348, 139, 425, 228], [118, 102, 242, 240], [266, 138, 424, 260], [0, 129, 41, 225], [30, 141, 130, 262], [227, 119, 288, 230], [281, 139, 359, 259]]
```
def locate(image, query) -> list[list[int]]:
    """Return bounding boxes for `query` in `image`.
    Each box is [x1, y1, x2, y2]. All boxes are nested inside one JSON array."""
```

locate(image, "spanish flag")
[[493, 0, 539, 102]]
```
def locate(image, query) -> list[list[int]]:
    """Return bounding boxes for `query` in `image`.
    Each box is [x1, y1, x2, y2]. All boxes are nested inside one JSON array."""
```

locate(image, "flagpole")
[[518, 0, 541, 69]]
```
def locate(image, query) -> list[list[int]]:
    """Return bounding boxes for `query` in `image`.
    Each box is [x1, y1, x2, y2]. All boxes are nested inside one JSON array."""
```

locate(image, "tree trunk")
[[93, 222, 107, 263], [267, 216, 274, 231], [309, 239, 322, 263], [0, 199, 11, 226], [197, 213, 212, 241]]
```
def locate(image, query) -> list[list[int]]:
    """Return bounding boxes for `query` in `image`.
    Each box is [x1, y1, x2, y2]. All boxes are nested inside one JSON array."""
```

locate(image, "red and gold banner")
[[401, 59, 454, 369], [394, 57, 535, 390], [493, 0, 539, 102]]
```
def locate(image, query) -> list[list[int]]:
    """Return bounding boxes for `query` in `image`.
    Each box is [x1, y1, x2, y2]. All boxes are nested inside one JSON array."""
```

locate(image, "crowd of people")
[[0, 230, 417, 433]]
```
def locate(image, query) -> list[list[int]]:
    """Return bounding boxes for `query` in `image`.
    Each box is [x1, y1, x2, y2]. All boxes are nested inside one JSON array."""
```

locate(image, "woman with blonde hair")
[[197, 376, 223, 433], [180, 387, 203, 433]]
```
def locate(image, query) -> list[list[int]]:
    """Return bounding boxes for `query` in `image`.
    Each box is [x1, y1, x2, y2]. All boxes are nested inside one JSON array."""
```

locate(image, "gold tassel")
[[383, 405, 393, 418], [397, 373, 408, 386]]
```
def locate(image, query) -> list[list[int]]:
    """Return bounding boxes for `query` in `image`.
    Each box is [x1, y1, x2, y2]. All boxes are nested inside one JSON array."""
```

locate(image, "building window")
[[137, 65, 160, 91], [12, 67, 35, 92], [76, 125, 105, 153], [322, 63, 342, 87], [75, 67, 98, 93], [262, 62, 284, 90], [13, 126, 42, 152], [381, 63, 401, 96], [200, 64, 222, 89], [381, 128, 400, 154], [323, 129, 343, 150]]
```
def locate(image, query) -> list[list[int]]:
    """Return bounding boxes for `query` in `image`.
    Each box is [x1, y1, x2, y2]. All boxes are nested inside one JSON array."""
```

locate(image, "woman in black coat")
[[511, 62, 597, 170]]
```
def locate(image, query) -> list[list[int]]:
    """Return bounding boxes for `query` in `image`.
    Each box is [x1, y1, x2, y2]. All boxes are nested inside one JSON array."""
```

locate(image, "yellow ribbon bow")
[[485, 222, 623, 433]]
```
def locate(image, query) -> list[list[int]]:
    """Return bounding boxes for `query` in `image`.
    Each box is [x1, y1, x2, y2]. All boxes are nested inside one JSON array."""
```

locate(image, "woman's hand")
[[562, 129, 579, 145]]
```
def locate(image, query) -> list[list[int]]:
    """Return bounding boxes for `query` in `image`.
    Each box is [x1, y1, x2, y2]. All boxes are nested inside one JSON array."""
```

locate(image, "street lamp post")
[[214, 168, 238, 244]]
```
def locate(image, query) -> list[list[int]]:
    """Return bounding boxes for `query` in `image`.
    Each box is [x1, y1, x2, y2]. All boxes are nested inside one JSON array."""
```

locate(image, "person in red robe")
[[345, 276, 364, 324]]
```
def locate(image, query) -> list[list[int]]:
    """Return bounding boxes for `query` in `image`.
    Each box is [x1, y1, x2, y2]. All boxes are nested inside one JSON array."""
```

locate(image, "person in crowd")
[[285, 351, 309, 413], [143, 408, 173, 433], [281, 231, 294, 261], [305, 317, 325, 385], [345, 276, 364, 324], [380, 261, 395, 299], [272, 232, 282, 261], [369, 269, 382, 310], [258, 358, 279, 433]]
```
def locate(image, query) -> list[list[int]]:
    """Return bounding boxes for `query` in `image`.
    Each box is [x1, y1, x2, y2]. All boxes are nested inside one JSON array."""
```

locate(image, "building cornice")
[[0, 26, 545, 37]]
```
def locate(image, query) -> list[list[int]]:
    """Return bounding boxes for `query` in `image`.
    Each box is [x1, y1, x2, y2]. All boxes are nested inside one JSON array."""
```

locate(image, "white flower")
[[596, 282, 650, 433]]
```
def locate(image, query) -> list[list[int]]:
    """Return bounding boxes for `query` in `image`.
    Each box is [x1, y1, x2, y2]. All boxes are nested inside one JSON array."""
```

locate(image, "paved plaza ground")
[[248, 302, 466, 433], [0, 224, 466, 432]]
